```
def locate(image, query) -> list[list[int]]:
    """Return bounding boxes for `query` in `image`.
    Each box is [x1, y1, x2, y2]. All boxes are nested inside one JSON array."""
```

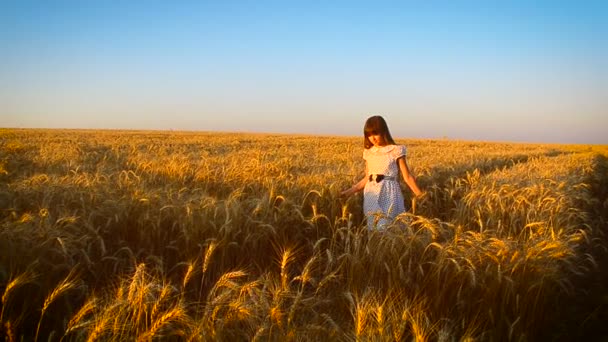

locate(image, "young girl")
[[341, 115, 423, 230]]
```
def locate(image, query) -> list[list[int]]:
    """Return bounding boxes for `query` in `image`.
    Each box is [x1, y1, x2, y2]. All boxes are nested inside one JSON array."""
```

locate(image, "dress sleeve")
[[362, 148, 368, 160], [394, 145, 406, 159]]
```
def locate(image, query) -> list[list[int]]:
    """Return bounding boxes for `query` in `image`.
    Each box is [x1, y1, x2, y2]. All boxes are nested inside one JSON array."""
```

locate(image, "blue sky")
[[1, 1, 607, 144]]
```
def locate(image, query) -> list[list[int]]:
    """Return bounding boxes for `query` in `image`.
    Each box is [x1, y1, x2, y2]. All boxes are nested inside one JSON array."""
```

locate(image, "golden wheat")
[[1, 129, 606, 340]]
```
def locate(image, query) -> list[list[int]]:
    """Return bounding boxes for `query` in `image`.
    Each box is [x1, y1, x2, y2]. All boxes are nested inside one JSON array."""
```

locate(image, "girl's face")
[[368, 134, 384, 147]]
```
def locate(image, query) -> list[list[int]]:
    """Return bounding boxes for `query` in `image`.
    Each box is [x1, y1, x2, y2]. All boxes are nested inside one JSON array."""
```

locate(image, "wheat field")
[[1, 128, 607, 341]]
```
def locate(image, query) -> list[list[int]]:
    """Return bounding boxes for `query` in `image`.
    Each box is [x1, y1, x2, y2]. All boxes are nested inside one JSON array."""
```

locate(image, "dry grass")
[[1, 128, 607, 340]]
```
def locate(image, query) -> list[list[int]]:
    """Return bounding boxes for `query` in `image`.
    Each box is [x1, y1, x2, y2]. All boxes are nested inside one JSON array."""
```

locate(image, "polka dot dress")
[[363, 145, 407, 230]]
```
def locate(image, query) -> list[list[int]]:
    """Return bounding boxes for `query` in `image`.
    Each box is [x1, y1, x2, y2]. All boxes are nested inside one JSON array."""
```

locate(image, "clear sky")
[[1, 1, 607, 144]]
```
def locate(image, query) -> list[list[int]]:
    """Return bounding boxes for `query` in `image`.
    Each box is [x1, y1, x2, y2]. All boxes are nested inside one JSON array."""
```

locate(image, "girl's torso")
[[363, 144, 406, 177]]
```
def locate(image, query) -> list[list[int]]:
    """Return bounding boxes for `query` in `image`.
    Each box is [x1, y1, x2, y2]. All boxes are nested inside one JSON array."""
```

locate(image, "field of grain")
[[1, 128, 607, 341]]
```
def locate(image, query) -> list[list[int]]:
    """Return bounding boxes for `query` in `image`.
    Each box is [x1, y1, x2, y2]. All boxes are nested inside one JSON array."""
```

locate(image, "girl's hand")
[[342, 176, 367, 198], [340, 188, 353, 198], [411, 192, 427, 214]]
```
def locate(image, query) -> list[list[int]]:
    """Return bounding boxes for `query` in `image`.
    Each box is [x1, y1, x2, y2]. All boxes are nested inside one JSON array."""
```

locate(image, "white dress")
[[363, 144, 407, 229]]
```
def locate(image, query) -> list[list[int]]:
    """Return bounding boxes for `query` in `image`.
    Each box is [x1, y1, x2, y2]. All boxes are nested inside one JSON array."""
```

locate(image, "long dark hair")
[[363, 115, 396, 149]]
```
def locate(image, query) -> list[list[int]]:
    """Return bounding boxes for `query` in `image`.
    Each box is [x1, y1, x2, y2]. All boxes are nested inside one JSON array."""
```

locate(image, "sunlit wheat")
[[1, 129, 606, 340]]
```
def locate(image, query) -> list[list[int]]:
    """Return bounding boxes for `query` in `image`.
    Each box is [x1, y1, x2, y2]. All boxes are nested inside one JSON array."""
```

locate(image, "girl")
[[341, 115, 423, 230]]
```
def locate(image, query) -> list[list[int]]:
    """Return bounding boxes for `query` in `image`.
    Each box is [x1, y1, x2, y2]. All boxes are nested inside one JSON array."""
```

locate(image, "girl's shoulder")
[[364, 144, 406, 157], [391, 144, 407, 158]]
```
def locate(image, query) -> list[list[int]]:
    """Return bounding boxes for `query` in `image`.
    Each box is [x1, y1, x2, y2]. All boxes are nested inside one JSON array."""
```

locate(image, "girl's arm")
[[341, 176, 367, 197], [397, 156, 423, 197], [341, 165, 368, 197]]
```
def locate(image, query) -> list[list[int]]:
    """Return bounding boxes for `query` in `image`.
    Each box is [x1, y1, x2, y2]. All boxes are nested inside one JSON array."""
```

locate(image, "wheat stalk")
[[36, 268, 80, 340], [137, 307, 184, 342], [1, 269, 38, 323], [65, 297, 97, 335]]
